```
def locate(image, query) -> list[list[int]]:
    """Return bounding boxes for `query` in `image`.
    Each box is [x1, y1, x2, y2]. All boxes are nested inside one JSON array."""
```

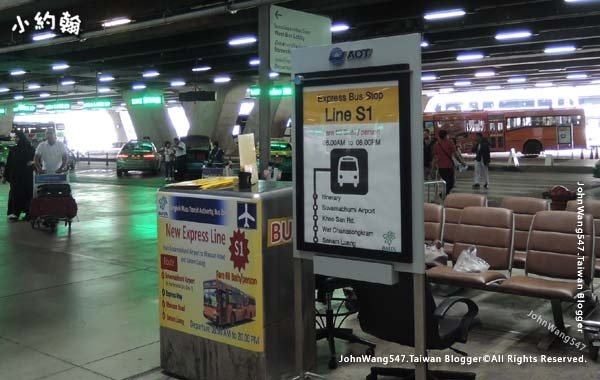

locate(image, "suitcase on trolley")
[[36, 183, 72, 197], [30, 195, 78, 219]]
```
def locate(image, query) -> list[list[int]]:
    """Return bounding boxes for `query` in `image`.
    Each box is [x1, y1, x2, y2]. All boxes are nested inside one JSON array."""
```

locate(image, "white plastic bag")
[[424, 241, 446, 265], [454, 245, 490, 273]]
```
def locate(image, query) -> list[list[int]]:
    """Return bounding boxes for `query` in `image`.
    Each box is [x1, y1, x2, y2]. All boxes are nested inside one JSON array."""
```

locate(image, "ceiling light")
[[239, 101, 255, 116], [592, 79, 600, 84], [269, 72, 279, 78], [457, 52, 484, 61], [535, 82, 553, 87], [39, 92, 50, 98], [120, 102, 126, 107], [14, 94, 23, 100], [192, 66, 211, 72], [170, 80, 186, 87], [99, 75, 115, 82], [544, 45, 576, 54], [61, 79, 75, 86], [52, 63, 69, 70], [565, 0, 600, 3], [249, 59, 260, 66], [132, 83, 146, 90], [27, 83, 41, 90], [421, 74, 437, 81], [439, 88, 454, 94], [0, 87, 9, 93], [330, 23, 350, 33], [495, 30, 532, 41], [167, 100, 177, 104], [485, 85, 502, 90], [508, 77, 527, 83], [424, 9, 466, 21], [228, 36, 257, 46], [32, 32, 56, 41], [214, 76, 231, 83], [475, 70, 495, 78], [142, 70, 160, 78], [567, 73, 588, 79], [102, 17, 132, 28], [98, 87, 111, 93], [10, 69, 26, 76], [420, 40, 429, 48], [454, 80, 472, 87]]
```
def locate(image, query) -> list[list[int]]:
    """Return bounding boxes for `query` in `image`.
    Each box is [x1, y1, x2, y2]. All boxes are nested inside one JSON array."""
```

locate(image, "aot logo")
[[268, 217, 293, 247], [329, 47, 373, 66], [329, 47, 346, 66], [158, 196, 169, 218]]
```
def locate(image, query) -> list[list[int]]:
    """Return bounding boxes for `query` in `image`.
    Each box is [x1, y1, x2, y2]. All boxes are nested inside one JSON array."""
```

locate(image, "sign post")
[[270, 5, 331, 74], [292, 34, 425, 379]]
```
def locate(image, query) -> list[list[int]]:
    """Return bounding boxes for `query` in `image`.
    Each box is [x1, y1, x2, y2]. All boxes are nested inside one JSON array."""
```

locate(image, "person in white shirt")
[[173, 137, 187, 181], [34, 129, 68, 174]]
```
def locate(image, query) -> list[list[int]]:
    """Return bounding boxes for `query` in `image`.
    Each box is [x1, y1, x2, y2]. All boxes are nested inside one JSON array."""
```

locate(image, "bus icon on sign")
[[338, 156, 360, 188]]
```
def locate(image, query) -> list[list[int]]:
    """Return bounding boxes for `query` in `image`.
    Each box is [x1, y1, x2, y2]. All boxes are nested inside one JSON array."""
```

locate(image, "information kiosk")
[[292, 33, 426, 378], [157, 182, 314, 380]]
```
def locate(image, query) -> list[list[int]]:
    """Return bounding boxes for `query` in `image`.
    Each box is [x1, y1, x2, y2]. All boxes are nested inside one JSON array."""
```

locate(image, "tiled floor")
[[0, 168, 599, 379]]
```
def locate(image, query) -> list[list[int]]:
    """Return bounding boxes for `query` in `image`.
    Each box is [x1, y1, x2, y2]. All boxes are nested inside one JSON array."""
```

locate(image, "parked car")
[[180, 135, 211, 178], [0, 140, 14, 177], [116, 140, 160, 177]]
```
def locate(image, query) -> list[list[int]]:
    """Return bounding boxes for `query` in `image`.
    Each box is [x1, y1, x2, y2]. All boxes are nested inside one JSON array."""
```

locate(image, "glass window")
[[489, 122, 496, 132], [483, 101, 494, 110], [468, 102, 479, 110], [537, 99, 552, 107], [204, 289, 218, 307]]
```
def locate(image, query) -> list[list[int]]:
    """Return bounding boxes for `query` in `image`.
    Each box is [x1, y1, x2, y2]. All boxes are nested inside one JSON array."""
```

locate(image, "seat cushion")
[[513, 251, 526, 269], [427, 266, 506, 287], [500, 275, 585, 302]]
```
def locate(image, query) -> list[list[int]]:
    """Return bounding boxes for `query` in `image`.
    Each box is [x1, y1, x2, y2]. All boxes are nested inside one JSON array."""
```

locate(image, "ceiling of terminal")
[[0, 0, 599, 105]]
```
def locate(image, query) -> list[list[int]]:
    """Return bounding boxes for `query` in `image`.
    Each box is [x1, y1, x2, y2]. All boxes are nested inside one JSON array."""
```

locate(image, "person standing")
[[472, 132, 491, 189], [423, 130, 434, 180], [173, 137, 187, 181], [434, 130, 465, 195], [162, 141, 175, 181], [34, 129, 68, 174], [209, 141, 224, 166], [2, 131, 35, 220]]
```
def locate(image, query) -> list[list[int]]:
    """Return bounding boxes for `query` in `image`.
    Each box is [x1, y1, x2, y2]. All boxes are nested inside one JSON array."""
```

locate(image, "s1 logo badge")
[[329, 47, 346, 66]]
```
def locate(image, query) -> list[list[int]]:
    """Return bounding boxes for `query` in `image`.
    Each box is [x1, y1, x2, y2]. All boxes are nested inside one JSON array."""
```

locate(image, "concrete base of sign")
[[159, 182, 315, 380]]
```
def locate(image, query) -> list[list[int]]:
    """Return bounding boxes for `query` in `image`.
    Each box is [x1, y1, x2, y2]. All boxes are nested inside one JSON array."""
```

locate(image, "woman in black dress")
[[2, 131, 35, 220]]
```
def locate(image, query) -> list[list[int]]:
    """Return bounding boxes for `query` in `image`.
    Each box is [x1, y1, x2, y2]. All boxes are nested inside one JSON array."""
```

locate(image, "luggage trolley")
[[30, 172, 77, 232]]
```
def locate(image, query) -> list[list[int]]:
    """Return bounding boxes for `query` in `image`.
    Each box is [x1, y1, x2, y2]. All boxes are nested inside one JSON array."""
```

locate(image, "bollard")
[[106, 153, 109, 166], [591, 148, 594, 159], [581, 149, 584, 159], [596, 147, 599, 160], [87, 152, 90, 165]]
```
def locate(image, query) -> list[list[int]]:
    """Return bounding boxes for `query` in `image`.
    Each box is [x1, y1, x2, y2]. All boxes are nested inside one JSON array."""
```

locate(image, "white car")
[[337, 156, 359, 188]]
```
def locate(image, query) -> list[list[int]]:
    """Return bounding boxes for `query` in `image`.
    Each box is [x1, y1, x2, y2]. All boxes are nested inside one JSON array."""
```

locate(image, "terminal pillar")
[[122, 90, 177, 146], [181, 85, 228, 137], [107, 110, 128, 145], [0, 108, 14, 136], [245, 97, 292, 139], [211, 83, 251, 156]]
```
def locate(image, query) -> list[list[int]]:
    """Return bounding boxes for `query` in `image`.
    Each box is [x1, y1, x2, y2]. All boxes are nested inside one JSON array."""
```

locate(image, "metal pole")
[[413, 273, 427, 380], [106, 152, 109, 166], [258, 5, 271, 179]]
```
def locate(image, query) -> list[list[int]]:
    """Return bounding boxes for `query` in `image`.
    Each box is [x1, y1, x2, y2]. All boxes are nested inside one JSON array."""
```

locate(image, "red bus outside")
[[203, 279, 256, 327], [424, 108, 586, 155]]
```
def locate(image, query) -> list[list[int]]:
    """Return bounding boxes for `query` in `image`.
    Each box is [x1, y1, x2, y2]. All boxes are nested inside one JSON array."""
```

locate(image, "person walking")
[[434, 130, 465, 195], [472, 132, 491, 189], [34, 129, 68, 174], [161, 141, 175, 181], [2, 131, 35, 221], [173, 137, 187, 181]]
